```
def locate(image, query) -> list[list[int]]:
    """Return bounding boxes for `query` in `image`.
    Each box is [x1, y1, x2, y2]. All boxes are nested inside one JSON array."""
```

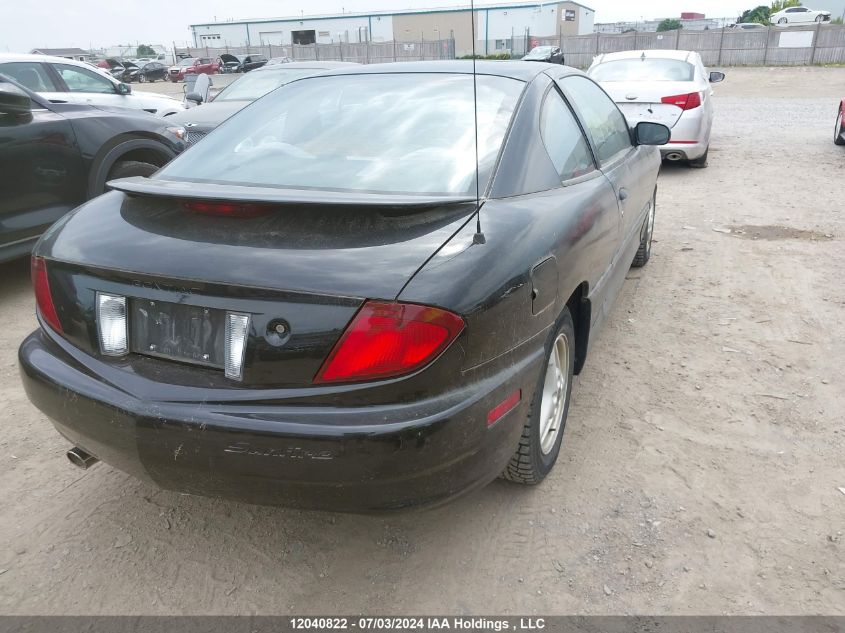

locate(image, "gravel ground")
[[0, 66, 843, 615]]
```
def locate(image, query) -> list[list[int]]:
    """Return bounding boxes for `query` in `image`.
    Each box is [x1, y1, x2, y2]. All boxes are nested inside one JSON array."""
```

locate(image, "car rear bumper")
[[19, 328, 540, 512], [661, 108, 710, 160]]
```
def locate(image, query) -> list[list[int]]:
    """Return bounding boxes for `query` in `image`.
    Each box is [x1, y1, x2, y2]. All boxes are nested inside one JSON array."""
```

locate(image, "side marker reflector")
[[487, 389, 522, 426]]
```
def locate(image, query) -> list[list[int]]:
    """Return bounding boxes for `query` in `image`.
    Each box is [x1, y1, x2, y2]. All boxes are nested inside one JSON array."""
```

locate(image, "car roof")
[[255, 61, 361, 71], [0, 53, 119, 80], [305, 60, 582, 81], [594, 49, 698, 64]]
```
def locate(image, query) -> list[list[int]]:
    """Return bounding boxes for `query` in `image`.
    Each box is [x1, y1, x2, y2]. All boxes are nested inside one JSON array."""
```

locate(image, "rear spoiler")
[[108, 177, 478, 209]]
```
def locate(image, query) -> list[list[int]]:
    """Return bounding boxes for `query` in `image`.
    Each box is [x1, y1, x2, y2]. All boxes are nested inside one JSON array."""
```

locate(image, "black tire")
[[815, 14, 824, 22], [689, 147, 709, 168], [632, 191, 656, 268], [139, 73, 147, 83], [108, 160, 160, 182], [834, 111, 845, 146], [502, 308, 575, 485]]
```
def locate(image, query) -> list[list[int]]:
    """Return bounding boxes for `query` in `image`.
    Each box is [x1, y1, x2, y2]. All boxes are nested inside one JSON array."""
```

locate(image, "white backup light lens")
[[97, 293, 128, 356], [225, 312, 250, 380]]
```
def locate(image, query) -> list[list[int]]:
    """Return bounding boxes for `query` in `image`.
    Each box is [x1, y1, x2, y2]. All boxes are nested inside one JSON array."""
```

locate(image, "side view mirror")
[[185, 92, 203, 105], [0, 83, 32, 115], [116, 82, 131, 95], [635, 121, 671, 146], [709, 71, 726, 83]]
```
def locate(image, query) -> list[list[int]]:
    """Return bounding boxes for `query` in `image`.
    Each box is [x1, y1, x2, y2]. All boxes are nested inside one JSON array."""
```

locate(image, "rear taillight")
[[183, 200, 270, 217], [661, 92, 702, 110], [31, 256, 63, 334], [314, 300, 464, 384]]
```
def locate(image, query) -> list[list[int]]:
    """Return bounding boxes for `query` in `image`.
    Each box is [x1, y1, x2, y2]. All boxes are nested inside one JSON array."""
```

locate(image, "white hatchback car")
[[588, 50, 725, 167], [0, 54, 185, 117]]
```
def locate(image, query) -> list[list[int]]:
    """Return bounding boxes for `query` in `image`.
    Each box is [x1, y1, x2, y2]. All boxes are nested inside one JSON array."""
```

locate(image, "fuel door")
[[530, 257, 558, 316]]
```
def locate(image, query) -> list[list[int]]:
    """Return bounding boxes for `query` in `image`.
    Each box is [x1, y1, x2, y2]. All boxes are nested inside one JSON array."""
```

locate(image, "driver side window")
[[53, 64, 116, 94]]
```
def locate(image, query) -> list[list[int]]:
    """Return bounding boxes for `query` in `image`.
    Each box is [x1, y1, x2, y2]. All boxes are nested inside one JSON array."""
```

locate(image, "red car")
[[835, 99, 845, 146], [168, 57, 219, 82]]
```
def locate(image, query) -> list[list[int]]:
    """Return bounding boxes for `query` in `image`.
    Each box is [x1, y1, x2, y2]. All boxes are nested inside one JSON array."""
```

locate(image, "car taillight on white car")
[[661, 92, 703, 110]]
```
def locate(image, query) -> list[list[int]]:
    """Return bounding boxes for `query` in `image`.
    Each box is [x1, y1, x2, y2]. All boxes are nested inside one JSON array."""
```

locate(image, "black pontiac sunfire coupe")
[[19, 61, 669, 511]]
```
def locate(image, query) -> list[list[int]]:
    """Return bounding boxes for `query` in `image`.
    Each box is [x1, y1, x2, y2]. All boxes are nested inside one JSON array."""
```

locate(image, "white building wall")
[[193, 15, 394, 48], [578, 6, 595, 35], [478, 5, 560, 40]]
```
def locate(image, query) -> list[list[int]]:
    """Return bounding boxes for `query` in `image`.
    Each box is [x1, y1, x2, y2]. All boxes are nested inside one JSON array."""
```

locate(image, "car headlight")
[[166, 126, 186, 141]]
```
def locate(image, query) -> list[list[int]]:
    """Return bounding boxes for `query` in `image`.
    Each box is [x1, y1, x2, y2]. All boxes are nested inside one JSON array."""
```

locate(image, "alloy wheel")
[[539, 332, 570, 455]]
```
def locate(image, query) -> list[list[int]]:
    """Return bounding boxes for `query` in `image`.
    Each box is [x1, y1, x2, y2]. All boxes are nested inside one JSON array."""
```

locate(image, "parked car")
[[219, 54, 242, 73], [523, 46, 565, 64], [588, 49, 725, 167], [239, 54, 269, 72], [113, 61, 139, 82], [835, 98, 845, 146], [0, 54, 185, 117], [732, 22, 767, 30], [19, 61, 670, 511], [130, 62, 168, 83], [267, 56, 293, 66], [0, 76, 184, 263], [167, 62, 359, 146], [168, 57, 220, 82], [770, 6, 831, 24]]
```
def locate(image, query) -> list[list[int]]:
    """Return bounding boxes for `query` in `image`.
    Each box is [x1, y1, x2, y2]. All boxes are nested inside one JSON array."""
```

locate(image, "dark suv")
[[0, 77, 185, 262]]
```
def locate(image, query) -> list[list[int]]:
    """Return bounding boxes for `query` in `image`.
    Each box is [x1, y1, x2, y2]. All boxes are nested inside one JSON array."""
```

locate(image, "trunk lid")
[[40, 188, 476, 387], [600, 80, 701, 128]]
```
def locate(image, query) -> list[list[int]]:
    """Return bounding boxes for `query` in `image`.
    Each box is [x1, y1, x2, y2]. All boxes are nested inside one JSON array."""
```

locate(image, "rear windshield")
[[214, 68, 320, 101], [158, 73, 524, 196], [589, 58, 695, 82]]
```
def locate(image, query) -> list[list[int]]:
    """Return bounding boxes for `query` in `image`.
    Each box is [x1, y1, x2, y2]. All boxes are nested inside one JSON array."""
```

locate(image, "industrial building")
[[189, 1, 595, 57]]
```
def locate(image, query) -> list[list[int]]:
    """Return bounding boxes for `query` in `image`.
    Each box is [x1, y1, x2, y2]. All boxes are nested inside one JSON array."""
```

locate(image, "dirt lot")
[[1, 66, 843, 615]]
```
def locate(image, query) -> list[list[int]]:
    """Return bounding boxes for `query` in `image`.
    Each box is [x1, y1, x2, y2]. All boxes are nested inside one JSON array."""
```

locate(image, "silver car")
[[588, 50, 725, 167]]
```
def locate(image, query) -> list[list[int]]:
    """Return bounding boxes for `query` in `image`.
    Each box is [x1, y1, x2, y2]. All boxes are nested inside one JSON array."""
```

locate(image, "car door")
[[0, 60, 66, 104], [558, 74, 653, 319], [536, 84, 621, 330], [0, 86, 86, 253], [48, 62, 124, 108]]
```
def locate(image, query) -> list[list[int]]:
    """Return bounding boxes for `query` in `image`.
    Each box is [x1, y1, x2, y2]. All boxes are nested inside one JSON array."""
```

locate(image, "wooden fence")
[[178, 24, 845, 69], [176, 39, 455, 65], [534, 22, 845, 68]]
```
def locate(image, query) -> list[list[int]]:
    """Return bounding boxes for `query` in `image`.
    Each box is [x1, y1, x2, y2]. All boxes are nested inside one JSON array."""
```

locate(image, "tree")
[[770, 0, 801, 12], [657, 18, 682, 32], [739, 5, 771, 23], [136, 44, 156, 57]]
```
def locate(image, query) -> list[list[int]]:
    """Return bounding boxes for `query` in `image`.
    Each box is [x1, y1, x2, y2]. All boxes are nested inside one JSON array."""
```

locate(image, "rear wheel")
[[107, 160, 160, 182], [689, 147, 709, 168], [835, 111, 845, 146], [632, 192, 656, 268], [502, 308, 574, 485]]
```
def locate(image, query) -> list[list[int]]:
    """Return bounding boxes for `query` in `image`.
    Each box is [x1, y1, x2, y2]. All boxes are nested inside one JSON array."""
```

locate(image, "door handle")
[[618, 188, 629, 201]]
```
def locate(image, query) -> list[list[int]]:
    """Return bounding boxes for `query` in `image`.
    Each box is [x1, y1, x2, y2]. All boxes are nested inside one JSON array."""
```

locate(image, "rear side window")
[[562, 76, 632, 165], [589, 58, 695, 82], [54, 64, 116, 94], [540, 90, 595, 183], [0, 62, 59, 92]]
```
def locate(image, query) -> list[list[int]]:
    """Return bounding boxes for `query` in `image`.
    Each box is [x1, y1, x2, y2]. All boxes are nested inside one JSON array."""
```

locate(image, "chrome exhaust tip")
[[665, 152, 684, 161], [66, 447, 99, 470]]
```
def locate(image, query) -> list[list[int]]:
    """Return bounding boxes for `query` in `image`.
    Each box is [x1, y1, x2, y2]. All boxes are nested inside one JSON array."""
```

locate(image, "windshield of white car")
[[524, 47, 556, 59], [158, 73, 524, 196], [590, 59, 695, 82], [214, 68, 327, 101]]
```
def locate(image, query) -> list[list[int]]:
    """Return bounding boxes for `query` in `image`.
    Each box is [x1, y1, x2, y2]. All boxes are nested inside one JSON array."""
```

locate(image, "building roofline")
[[190, 1, 595, 29]]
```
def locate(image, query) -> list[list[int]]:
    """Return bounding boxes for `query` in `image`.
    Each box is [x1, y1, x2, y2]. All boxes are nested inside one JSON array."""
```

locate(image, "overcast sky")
[[2, 1, 753, 53]]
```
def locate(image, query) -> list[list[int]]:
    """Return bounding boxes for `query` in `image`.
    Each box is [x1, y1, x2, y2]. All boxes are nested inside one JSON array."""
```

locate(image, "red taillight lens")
[[31, 256, 63, 334], [661, 92, 702, 110], [314, 301, 464, 384], [183, 200, 269, 217]]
